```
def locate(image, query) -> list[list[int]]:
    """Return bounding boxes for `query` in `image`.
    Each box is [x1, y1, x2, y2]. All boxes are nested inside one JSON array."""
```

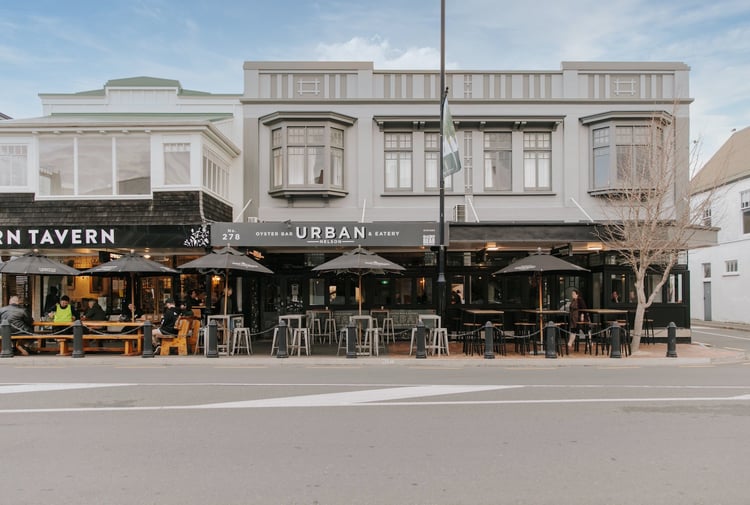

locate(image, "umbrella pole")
[[358, 274, 362, 315], [223, 268, 229, 317], [538, 273, 543, 343]]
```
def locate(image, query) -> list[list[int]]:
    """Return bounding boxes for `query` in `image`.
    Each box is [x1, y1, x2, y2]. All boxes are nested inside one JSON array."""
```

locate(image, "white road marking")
[[0, 383, 132, 394], [691, 328, 750, 341], [196, 384, 518, 408], [1, 383, 749, 414]]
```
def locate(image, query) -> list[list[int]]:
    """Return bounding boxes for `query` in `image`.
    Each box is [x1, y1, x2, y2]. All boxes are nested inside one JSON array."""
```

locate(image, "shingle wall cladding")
[[0, 191, 231, 226]]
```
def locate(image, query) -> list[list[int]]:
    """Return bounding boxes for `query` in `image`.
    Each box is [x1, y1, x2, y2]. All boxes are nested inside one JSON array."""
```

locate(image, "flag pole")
[[437, 0, 447, 328]]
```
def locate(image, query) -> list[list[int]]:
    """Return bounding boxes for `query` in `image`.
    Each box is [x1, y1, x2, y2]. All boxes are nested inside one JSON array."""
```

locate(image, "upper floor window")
[[39, 135, 150, 197], [385, 132, 412, 190], [588, 119, 665, 193], [484, 132, 511, 191], [203, 150, 229, 199], [263, 113, 352, 199], [164, 143, 190, 185], [702, 263, 711, 278], [741, 190, 750, 234], [424, 132, 453, 191], [725, 259, 738, 274], [702, 207, 712, 227], [0, 144, 28, 187], [523, 132, 551, 190]]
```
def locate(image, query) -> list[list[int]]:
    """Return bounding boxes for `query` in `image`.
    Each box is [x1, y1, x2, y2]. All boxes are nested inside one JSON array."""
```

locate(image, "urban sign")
[[211, 221, 442, 248]]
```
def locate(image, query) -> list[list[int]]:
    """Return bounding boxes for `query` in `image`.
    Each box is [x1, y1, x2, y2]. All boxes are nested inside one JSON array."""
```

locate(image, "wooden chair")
[[160, 319, 191, 356]]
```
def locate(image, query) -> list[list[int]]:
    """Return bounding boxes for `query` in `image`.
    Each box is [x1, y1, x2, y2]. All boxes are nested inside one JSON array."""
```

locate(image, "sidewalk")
[[3, 337, 746, 368]]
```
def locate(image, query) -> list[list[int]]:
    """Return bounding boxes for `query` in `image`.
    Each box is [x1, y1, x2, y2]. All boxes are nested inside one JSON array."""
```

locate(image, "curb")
[[2, 352, 745, 368]]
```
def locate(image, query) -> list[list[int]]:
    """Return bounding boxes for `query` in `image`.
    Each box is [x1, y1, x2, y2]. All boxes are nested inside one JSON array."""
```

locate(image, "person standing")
[[43, 286, 60, 315], [48, 295, 79, 322], [567, 288, 588, 348]]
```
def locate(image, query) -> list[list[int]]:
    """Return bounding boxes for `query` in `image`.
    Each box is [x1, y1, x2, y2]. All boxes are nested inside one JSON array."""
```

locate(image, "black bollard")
[[544, 322, 557, 359], [142, 320, 154, 358], [483, 321, 495, 359], [346, 322, 357, 359], [72, 320, 85, 358], [277, 320, 289, 358], [415, 321, 427, 359], [666, 322, 678, 358], [206, 319, 219, 358], [609, 323, 622, 358], [1, 321, 13, 358]]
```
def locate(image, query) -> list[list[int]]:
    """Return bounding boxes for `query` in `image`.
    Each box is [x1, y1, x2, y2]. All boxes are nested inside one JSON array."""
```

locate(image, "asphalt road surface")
[[2, 362, 749, 505]]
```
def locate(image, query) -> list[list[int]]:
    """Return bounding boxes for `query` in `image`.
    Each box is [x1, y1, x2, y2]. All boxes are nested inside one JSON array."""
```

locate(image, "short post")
[[544, 321, 557, 359], [609, 322, 622, 359], [346, 322, 357, 358], [415, 321, 427, 359], [666, 322, 678, 358], [0, 321, 13, 358], [483, 321, 495, 359], [72, 320, 85, 358], [206, 319, 219, 358], [277, 320, 289, 358], [141, 321, 154, 357]]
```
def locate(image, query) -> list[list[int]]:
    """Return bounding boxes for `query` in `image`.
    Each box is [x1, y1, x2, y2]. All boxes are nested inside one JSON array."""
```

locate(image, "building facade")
[[689, 127, 750, 324], [0, 62, 696, 335]]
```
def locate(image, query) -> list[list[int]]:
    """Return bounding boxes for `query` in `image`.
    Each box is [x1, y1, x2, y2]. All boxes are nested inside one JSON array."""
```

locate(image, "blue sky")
[[1, 0, 748, 166]]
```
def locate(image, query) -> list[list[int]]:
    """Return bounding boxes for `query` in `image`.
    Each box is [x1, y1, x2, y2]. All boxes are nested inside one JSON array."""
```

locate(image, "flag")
[[442, 99, 462, 178]]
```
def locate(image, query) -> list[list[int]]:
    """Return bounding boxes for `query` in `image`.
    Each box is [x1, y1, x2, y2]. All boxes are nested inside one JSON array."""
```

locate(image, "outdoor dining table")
[[31, 321, 145, 355]]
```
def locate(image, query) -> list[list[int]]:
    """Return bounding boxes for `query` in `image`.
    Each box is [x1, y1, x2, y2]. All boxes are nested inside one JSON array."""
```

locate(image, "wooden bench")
[[159, 318, 200, 356], [23, 321, 145, 356]]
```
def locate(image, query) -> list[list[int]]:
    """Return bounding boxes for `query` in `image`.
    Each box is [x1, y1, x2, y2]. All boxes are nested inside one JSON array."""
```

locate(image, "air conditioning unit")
[[247, 216, 260, 223], [452, 204, 466, 222]]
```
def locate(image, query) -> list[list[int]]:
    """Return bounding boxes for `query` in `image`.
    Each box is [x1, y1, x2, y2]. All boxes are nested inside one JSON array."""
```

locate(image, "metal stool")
[[643, 318, 655, 345], [289, 327, 311, 356], [428, 327, 449, 356], [231, 327, 252, 355], [381, 317, 396, 344], [324, 318, 338, 345]]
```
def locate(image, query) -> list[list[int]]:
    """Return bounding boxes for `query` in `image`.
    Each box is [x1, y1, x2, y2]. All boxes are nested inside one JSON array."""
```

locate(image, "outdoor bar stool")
[[380, 316, 396, 344], [324, 317, 338, 345], [231, 327, 253, 355], [427, 327, 449, 356], [572, 322, 594, 354], [289, 327, 311, 356], [643, 318, 655, 345], [337, 327, 349, 356], [513, 322, 536, 355]]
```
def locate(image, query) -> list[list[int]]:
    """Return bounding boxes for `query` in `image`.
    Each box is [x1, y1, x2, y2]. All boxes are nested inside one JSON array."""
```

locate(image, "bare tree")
[[595, 111, 722, 352]]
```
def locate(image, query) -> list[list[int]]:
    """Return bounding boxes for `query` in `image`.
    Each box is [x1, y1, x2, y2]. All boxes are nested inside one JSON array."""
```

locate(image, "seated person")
[[0, 296, 34, 353], [48, 295, 79, 323], [152, 299, 179, 349], [119, 302, 144, 322], [82, 299, 107, 321], [178, 300, 194, 317]]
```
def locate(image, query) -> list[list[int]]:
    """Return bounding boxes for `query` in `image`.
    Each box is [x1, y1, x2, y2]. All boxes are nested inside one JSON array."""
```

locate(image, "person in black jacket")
[[152, 299, 179, 349]]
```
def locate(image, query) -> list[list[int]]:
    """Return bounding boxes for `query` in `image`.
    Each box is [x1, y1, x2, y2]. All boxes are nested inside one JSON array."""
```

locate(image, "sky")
[[1, 0, 749, 168]]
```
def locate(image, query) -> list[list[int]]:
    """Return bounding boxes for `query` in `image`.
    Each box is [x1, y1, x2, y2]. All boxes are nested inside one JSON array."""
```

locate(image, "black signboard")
[[211, 221, 441, 248], [0, 225, 209, 249]]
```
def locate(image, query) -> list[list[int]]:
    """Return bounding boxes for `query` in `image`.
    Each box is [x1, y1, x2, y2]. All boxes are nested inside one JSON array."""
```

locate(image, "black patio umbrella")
[[177, 246, 273, 316], [494, 248, 588, 331], [312, 246, 405, 314], [80, 252, 178, 317], [0, 251, 81, 276]]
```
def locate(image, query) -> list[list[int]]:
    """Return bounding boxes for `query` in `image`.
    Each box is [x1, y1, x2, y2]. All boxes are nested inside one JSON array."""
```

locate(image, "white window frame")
[[0, 143, 29, 188], [483, 131, 512, 191], [523, 132, 551, 191], [384, 132, 412, 191], [725, 259, 738, 275]]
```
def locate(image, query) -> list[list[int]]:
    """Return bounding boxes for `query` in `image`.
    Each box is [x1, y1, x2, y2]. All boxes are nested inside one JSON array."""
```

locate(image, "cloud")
[[315, 36, 459, 70]]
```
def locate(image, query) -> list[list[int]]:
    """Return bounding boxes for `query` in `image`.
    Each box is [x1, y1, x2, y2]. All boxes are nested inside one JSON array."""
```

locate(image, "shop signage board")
[[0, 225, 209, 249], [211, 221, 442, 248]]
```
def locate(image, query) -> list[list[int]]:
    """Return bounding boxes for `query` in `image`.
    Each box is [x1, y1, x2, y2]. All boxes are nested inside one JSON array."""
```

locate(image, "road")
[[1, 359, 749, 505], [691, 323, 750, 355]]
